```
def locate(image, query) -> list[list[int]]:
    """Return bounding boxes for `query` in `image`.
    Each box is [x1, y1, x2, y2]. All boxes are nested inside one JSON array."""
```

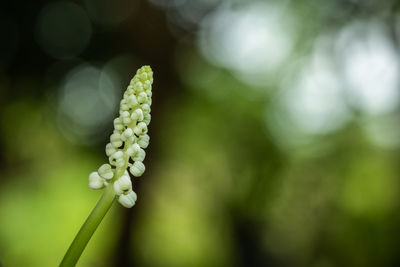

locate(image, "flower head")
[[89, 65, 153, 208]]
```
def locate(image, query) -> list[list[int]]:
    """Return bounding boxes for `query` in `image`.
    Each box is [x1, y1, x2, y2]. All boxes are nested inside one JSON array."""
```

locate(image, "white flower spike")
[[88, 65, 153, 208]]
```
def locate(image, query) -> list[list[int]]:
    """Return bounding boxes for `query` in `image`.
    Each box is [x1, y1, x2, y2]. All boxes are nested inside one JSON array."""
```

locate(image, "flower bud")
[[127, 143, 141, 157], [133, 82, 144, 93], [121, 128, 133, 141], [127, 95, 138, 106], [113, 174, 132, 195], [131, 109, 144, 121], [140, 72, 148, 81], [146, 90, 152, 98], [131, 148, 145, 162], [130, 161, 145, 177], [89, 172, 105, 189], [114, 157, 125, 168], [137, 92, 148, 104], [113, 118, 124, 131], [105, 143, 117, 157], [137, 134, 150, 148], [126, 85, 134, 93], [143, 80, 151, 90], [118, 190, 137, 208], [110, 133, 123, 148], [130, 77, 139, 86], [134, 122, 148, 136], [120, 99, 129, 111], [121, 111, 131, 124], [109, 151, 124, 167], [143, 113, 151, 125], [141, 103, 150, 114], [98, 164, 114, 180]]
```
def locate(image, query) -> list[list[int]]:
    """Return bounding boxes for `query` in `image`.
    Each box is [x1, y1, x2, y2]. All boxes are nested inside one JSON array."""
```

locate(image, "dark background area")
[[1, 0, 400, 266]]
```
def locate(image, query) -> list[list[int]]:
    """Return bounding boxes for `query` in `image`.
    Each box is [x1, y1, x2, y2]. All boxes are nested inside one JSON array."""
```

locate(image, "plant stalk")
[[60, 185, 116, 266]]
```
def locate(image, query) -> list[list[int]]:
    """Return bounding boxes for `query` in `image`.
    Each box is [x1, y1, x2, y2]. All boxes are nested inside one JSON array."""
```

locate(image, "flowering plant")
[[60, 66, 153, 266]]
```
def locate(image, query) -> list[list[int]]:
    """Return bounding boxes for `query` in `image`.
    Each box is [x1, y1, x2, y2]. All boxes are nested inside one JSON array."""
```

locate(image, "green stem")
[[60, 185, 116, 266]]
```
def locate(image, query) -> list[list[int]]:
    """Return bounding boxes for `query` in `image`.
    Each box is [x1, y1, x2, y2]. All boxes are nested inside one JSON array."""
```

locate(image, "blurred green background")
[[1, 0, 400, 266]]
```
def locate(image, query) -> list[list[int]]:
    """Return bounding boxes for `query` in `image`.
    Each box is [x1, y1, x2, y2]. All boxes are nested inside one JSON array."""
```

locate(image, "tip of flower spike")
[[137, 65, 152, 74]]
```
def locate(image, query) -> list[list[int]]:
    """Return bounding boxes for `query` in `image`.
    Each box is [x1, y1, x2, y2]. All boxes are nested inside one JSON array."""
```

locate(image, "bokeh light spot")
[[265, 37, 351, 151], [57, 64, 118, 144], [337, 20, 400, 115], [199, 2, 294, 86]]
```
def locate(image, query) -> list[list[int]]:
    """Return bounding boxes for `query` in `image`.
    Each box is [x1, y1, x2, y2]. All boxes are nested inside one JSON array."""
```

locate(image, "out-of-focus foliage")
[[0, 0, 399, 266]]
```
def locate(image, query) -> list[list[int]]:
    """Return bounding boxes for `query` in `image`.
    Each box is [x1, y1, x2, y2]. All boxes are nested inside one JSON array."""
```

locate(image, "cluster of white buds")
[[89, 66, 153, 208]]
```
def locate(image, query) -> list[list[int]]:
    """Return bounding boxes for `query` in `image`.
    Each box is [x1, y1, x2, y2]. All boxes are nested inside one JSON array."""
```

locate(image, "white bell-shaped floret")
[[127, 143, 141, 157], [113, 118, 124, 131], [121, 128, 133, 142], [110, 132, 122, 148], [134, 122, 148, 136], [105, 143, 117, 157], [109, 151, 124, 167], [130, 161, 145, 177], [133, 82, 144, 93], [89, 172, 105, 189], [143, 80, 151, 90], [118, 190, 137, 208], [114, 174, 132, 195], [137, 134, 150, 149], [137, 92, 148, 104], [98, 164, 114, 180], [140, 72, 148, 81], [143, 113, 151, 125], [131, 109, 144, 121], [120, 99, 129, 111], [127, 95, 138, 106], [131, 148, 145, 162], [120, 111, 131, 124], [141, 103, 150, 114]]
